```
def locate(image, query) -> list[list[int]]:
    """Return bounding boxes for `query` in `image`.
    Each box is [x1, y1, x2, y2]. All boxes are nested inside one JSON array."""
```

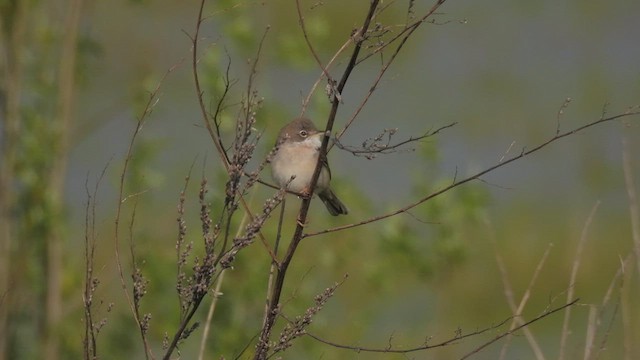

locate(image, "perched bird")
[[271, 118, 348, 216]]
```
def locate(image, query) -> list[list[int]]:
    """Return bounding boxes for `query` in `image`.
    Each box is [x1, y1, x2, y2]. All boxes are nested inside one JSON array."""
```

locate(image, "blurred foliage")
[[2, 0, 73, 358], [2, 0, 639, 359]]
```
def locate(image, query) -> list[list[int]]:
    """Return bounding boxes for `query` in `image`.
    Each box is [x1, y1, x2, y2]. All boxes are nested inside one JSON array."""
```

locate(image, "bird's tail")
[[318, 189, 349, 216]]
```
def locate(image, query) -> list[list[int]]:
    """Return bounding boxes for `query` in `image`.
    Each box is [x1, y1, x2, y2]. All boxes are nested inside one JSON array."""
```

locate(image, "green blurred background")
[[1, 0, 639, 359]]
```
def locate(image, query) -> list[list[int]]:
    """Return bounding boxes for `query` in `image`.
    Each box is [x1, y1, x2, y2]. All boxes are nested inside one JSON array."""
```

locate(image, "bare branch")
[[300, 39, 353, 117], [83, 163, 109, 359], [295, 0, 335, 91], [304, 299, 578, 356], [113, 59, 181, 360], [306, 110, 640, 238], [334, 0, 450, 144], [556, 97, 572, 135], [460, 299, 579, 359], [271, 276, 347, 356], [254, 2, 383, 358], [334, 122, 456, 159]]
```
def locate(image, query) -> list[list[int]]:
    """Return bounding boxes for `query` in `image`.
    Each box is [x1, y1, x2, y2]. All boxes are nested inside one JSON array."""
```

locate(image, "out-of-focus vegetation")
[[1, 0, 639, 359]]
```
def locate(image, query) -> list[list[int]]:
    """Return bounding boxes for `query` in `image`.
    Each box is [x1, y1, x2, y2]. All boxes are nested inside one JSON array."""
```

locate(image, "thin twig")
[[335, 0, 449, 142], [460, 299, 579, 360], [300, 39, 352, 117], [263, 197, 287, 328], [295, 0, 335, 91], [128, 199, 153, 359], [356, 0, 447, 65], [306, 111, 640, 238], [113, 61, 180, 360], [197, 190, 254, 360], [254, 2, 382, 358], [556, 97, 572, 135], [304, 299, 578, 356], [190, 0, 231, 171], [83, 163, 109, 359], [190, 0, 276, 266], [334, 122, 456, 158]]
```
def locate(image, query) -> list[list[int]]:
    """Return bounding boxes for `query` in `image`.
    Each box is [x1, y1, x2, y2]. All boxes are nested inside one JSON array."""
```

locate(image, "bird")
[[271, 118, 349, 216]]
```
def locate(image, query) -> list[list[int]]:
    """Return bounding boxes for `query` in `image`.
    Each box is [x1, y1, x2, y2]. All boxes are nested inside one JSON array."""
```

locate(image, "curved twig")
[[304, 298, 578, 356], [114, 62, 181, 360]]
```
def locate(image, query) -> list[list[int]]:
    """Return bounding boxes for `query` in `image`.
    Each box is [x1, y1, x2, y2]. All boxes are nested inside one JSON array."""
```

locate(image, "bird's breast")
[[271, 142, 329, 193]]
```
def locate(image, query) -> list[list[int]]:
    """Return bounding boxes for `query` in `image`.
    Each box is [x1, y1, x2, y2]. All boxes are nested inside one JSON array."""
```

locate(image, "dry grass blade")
[[558, 201, 600, 360], [485, 216, 549, 360], [621, 138, 640, 279]]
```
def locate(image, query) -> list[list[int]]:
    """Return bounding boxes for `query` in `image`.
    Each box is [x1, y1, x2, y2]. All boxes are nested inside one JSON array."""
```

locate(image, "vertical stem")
[[253, 2, 380, 358]]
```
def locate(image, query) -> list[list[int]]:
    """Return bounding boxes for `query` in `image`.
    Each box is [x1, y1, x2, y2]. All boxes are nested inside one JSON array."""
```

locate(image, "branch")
[[270, 276, 346, 357], [460, 298, 580, 359], [306, 109, 640, 238], [83, 164, 109, 359], [334, 0, 449, 143], [190, 0, 276, 262], [113, 60, 180, 359], [304, 298, 579, 356], [334, 122, 456, 159], [356, 0, 447, 65], [162, 3, 279, 358], [254, 2, 382, 358], [299, 38, 353, 117], [295, 0, 335, 91], [190, 0, 231, 172]]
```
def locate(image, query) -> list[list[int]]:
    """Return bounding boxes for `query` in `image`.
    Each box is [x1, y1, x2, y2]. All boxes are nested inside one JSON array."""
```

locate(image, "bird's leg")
[[299, 186, 313, 199]]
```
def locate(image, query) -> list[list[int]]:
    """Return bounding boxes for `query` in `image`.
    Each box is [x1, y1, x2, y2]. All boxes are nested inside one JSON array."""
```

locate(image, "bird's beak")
[[304, 131, 324, 149]]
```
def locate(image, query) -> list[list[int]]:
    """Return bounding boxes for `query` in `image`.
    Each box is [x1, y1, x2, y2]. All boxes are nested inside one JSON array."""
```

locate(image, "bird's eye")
[[299, 130, 308, 137]]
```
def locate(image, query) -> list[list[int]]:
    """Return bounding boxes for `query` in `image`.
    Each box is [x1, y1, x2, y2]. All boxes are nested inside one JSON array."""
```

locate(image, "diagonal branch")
[[305, 110, 640, 238], [460, 298, 579, 360], [295, 0, 335, 89], [304, 298, 578, 355], [334, 0, 449, 143]]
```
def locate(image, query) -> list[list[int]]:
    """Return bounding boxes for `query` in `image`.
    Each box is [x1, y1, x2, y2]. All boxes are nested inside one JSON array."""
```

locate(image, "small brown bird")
[[271, 118, 349, 216]]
